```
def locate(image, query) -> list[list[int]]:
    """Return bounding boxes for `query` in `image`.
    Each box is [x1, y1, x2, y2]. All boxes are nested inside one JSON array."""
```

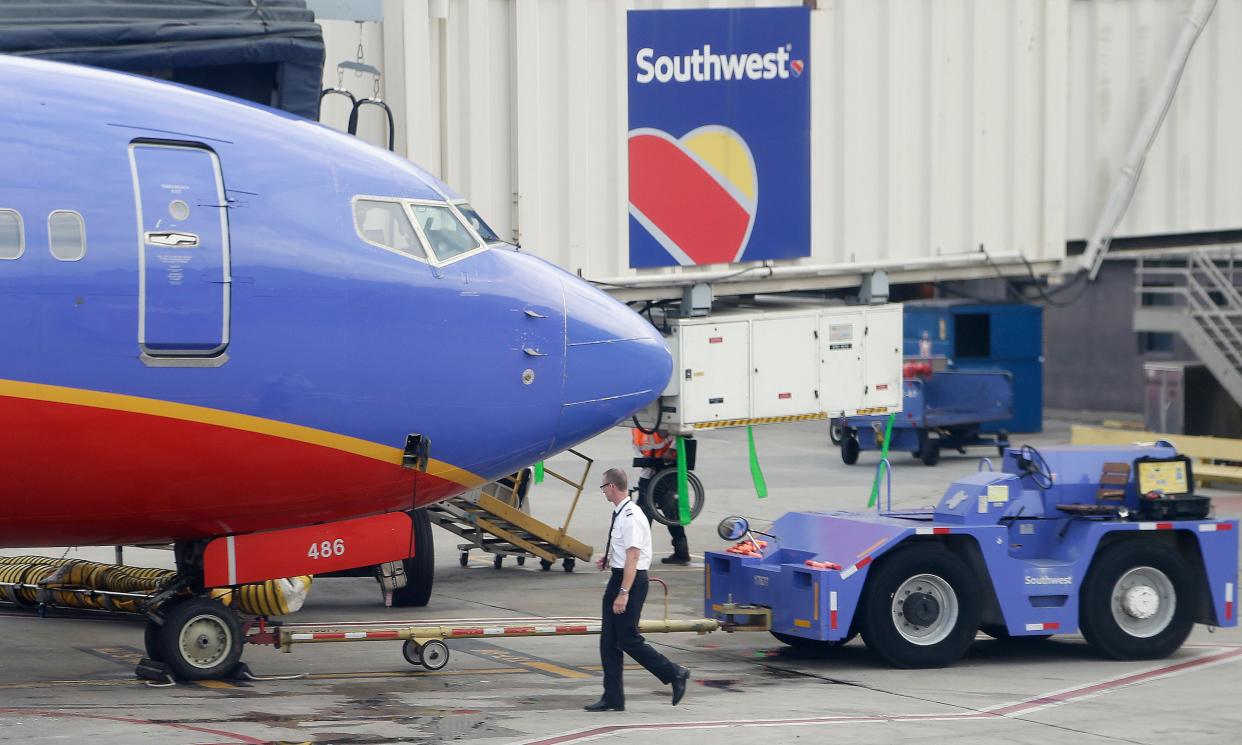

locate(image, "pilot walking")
[[586, 467, 690, 712]]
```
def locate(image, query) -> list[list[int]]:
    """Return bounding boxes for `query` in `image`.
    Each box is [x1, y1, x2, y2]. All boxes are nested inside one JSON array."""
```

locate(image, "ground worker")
[[631, 427, 691, 565]]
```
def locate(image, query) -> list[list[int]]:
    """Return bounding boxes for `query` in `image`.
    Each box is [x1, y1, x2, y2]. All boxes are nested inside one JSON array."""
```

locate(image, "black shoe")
[[661, 554, 690, 565], [584, 699, 624, 712], [670, 665, 690, 706]]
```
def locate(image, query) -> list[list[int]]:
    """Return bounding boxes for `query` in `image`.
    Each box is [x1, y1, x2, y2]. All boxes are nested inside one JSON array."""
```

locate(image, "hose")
[[0, 556, 311, 616]]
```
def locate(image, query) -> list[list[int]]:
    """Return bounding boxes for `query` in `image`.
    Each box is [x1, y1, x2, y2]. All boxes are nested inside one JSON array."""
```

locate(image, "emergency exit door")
[[129, 143, 231, 357]]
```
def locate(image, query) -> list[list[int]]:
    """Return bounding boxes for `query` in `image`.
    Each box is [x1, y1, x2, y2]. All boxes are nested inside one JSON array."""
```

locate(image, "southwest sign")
[[627, 6, 811, 268]]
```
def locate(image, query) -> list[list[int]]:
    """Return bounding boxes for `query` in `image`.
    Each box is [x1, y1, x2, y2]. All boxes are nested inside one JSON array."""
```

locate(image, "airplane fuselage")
[[0, 56, 670, 547]]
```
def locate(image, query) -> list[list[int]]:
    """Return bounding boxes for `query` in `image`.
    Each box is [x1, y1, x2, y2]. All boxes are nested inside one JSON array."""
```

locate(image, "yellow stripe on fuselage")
[[0, 379, 485, 488]]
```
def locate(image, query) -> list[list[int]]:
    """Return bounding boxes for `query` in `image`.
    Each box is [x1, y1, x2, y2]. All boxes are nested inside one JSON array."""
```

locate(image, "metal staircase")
[[1134, 247, 1242, 407]]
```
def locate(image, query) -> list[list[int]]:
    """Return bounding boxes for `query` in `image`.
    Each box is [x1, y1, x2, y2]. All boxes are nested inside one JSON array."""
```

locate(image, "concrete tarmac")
[[2, 419, 1239, 744]]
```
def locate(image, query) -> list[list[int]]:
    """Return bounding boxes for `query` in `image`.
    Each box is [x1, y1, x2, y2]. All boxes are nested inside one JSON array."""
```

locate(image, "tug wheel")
[[155, 597, 243, 681], [1080, 540, 1195, 660], [859, 544, 981, 668]]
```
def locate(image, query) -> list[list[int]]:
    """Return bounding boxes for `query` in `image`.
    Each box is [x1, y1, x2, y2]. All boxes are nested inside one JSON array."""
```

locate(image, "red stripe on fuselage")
[[0, 395, 461, 547], [628, 134, 751, 266]]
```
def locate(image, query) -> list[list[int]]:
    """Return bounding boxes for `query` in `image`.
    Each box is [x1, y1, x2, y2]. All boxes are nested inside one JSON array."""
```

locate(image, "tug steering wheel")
[[1018, 445, 1054, 490]]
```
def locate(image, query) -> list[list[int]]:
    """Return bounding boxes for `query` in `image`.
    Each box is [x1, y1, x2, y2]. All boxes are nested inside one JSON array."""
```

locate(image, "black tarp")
[[0, 0, 325, 119]]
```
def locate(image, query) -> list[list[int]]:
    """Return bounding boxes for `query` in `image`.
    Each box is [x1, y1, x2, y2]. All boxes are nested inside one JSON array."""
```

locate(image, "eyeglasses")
[[599, 484, 610, 491]]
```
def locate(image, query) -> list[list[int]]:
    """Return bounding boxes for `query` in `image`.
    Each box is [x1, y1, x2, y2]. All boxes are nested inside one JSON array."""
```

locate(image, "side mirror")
[[717, 516, 749, 541]]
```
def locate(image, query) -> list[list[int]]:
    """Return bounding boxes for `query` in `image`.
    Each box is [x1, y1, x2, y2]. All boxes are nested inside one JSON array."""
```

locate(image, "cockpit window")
[[410, 203, 482, 261], [455, 202, 503, 244], [354, 199, 426, 259]]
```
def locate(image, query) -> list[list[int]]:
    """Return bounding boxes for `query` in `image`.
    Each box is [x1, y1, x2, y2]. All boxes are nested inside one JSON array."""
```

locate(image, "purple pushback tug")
[[707, 444, 1238, 667]]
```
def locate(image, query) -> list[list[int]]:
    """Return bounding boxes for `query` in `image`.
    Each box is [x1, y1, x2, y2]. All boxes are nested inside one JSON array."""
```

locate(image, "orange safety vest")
[[632, 428, 675, 458]]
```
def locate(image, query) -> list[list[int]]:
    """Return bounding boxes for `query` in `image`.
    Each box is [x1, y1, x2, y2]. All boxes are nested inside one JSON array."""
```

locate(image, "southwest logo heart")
[[791, 59, 804, 77], [628, 126, 757, 266]]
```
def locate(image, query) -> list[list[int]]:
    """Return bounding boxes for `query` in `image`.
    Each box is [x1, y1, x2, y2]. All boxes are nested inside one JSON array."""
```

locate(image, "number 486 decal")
[[308, 538, 346, 559]]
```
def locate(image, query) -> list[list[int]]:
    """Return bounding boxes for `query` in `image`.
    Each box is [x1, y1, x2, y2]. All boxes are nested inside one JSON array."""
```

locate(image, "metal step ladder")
[[1134, 247, 1242, 407], [425, 450, 595, 572]]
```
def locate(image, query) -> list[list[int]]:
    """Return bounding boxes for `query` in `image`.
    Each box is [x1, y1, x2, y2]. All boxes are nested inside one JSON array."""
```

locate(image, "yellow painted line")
[[0, 378, 484, 488], [857, 538, 887, 560], [304, 667, 527, 680], [0, 666, 543, 690], [693, 412, 828, 430], [524, 661, 593, 680], [195, 680, 237, 690], [0, 679, 142, 690], [793, 619, 811, 629]]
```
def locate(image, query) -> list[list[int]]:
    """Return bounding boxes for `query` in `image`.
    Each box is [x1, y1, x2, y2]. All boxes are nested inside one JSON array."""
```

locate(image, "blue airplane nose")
[[552, 276, 672, 450]]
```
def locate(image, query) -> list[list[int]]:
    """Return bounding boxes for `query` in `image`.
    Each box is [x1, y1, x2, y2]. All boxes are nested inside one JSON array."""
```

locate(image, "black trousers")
[[637, 476, 687, 544], [600, 569, 678, 704]]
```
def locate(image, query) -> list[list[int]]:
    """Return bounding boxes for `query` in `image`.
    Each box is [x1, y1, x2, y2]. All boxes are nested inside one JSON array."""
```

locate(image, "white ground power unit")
[[635, 304, 903, 434]]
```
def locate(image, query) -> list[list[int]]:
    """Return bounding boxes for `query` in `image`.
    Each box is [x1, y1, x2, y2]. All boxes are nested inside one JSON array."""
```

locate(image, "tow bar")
[[246, 579, 771, 672]]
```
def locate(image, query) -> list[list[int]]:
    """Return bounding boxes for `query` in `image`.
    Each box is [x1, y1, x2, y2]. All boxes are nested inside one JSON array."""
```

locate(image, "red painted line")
[[450, 628, 485, 636], [1158, 522, 1174, 530], [1227, 602, 1233, 621], [557, 626, 589, 634], [856, 556, 873, 570], [933, 527, 950, 535], [988, 647, 1242, 717], [829, 610, 838, 630], [366, 630, 399, 639], [512, 647, 1242, 745], [315, 633, 347, 640], [1221, 523, 1234, 530], [1044, 622, 1060, 631], [505, 627, 537, 634], [0, 707, 267, 744]]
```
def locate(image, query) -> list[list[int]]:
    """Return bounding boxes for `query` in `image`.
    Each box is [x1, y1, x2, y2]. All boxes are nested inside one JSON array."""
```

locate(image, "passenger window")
[[354, 199, 426, 259], [48, 211, 85, 261], [411, 203, 482, 261], [0, 209, 23, 259]]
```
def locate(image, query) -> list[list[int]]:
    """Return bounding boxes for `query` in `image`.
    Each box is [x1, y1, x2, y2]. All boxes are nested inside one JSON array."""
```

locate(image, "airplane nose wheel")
[[149, 597, 243, 681]]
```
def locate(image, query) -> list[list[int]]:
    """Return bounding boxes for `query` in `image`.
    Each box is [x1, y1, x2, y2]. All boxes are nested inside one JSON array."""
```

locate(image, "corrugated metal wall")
[[1067, 0, 1242, 242], [318, 1, 1242, 286]]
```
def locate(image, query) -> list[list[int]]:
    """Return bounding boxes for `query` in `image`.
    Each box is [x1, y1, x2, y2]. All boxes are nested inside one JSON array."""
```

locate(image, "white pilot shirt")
[[608, 498, 653, 570]]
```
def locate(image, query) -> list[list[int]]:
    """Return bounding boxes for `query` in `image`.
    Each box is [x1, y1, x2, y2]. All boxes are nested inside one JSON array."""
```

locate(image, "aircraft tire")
[[1079, 539, 1194, 660], [859, 544, 981, 668], [156, 597, 243, 681], [391, 509, 435, 607], [143, 619, 163, 662]]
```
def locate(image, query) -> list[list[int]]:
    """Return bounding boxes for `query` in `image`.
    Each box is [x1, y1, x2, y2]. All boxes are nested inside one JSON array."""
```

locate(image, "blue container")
[[951, 303, 1042, 361], [956, 358, 1043, 433], [902, 303, 955, 358]]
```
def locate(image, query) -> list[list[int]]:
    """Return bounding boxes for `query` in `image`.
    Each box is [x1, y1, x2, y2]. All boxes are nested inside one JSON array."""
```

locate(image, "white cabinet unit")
[[645, 303, 903, 433], [678, 322, 750, 424]]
